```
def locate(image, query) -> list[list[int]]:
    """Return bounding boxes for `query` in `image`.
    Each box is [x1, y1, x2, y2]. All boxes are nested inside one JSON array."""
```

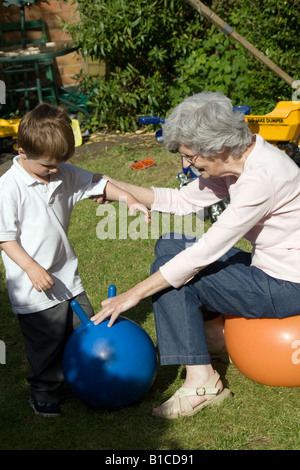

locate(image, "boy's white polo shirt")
[[0, 157, 107, 314]]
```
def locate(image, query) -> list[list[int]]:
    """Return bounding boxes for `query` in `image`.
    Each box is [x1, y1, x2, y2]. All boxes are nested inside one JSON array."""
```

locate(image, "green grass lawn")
[[0, 136, 299, 451]]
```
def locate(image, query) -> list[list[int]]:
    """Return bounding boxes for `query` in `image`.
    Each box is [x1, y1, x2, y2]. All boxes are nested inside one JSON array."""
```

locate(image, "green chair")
[[0, 19, 58, 112], [0, 19, 48, 47]]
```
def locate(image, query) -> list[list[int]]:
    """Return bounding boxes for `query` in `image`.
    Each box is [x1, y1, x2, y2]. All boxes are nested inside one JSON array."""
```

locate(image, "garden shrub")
[[62, 0, 299, 131]]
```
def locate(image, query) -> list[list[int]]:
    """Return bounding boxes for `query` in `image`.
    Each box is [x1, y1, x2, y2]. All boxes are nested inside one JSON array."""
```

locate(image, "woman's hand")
[[91, 271, 171, 327], [89, 194, 110, 204], [91, 288, 141, 327]]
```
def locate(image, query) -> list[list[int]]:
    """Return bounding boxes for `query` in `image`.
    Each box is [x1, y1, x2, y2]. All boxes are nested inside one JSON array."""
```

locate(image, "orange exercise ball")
[[224, 316, 300, 387]]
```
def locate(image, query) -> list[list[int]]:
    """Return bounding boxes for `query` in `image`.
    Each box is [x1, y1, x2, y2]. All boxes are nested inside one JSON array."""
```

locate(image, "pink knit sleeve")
[[158, 169, 273, 288], [151, 176, 230, 215]]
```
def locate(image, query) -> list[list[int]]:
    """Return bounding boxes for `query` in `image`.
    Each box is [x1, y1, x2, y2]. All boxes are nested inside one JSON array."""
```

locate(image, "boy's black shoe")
[[28, 398, 61, 417]]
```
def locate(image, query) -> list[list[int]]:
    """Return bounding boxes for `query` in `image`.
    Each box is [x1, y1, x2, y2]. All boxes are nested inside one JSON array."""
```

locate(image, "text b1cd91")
[[104, 452, 195, 466]]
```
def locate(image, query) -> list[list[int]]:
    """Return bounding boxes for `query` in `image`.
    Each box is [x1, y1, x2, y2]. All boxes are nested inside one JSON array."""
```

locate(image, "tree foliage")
[[62, 0, 299, 131]]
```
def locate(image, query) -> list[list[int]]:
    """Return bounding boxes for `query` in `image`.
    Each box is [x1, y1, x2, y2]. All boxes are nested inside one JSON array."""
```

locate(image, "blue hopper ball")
[[62, 287, 158, 409]]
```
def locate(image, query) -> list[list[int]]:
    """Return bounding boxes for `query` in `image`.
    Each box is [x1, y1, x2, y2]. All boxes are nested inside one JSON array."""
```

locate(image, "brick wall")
[[0, 0, 106, 87]]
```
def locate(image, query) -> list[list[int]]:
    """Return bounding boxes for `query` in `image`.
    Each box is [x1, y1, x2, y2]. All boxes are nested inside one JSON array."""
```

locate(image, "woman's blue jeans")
[[151, 233, 300, 366]]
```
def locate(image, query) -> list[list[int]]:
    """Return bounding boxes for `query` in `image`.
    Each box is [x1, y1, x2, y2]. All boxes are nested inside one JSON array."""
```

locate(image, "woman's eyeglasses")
[[180, 153, 199, 164]]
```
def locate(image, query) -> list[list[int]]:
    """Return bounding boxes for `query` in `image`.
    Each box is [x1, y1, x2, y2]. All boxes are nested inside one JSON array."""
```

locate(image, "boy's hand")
[[129, 203, 151, 223], [0, 241, 55, 292], [26, 263, 55, 292]]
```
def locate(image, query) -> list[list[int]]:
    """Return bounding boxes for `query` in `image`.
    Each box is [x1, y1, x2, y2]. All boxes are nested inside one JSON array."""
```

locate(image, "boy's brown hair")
[[17, 103, 75, 162]]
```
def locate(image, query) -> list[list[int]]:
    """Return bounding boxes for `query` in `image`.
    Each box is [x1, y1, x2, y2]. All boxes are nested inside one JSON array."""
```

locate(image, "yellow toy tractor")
[[0, 117, 20, 153], [245, 101, 300, 161], [0, 116, 83, 153]]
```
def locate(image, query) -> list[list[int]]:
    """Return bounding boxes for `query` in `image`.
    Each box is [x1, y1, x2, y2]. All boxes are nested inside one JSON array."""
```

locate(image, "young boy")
[[0, 103, 150, 417]]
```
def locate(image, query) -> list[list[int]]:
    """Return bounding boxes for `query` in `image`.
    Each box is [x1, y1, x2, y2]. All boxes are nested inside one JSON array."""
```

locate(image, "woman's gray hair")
[[162, 91, 253, 158]]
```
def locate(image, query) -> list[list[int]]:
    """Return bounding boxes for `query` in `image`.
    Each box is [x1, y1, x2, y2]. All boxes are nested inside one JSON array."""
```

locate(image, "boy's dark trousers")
[[18, 291, 94, 405]]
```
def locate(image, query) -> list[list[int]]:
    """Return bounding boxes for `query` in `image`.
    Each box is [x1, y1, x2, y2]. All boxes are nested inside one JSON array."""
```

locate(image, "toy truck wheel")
[[208, 199, 230, 223]]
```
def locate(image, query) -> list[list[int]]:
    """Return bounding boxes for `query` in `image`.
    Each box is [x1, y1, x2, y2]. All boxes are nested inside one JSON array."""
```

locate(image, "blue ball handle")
[[70, 300, 90, 325], [71, 285, 117, 325], [108, 285, 116, 298]]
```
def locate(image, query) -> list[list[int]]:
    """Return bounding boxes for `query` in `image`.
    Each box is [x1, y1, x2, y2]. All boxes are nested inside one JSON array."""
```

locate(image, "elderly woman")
[[91, 91, 300, 419]]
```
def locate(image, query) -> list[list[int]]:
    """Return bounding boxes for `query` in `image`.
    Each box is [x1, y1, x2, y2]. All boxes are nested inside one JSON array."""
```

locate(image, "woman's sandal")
[[152, 371, 232, 419]]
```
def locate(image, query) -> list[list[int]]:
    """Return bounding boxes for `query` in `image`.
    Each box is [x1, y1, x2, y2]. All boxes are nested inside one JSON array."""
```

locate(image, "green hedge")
[[62, 0, 299, 131]]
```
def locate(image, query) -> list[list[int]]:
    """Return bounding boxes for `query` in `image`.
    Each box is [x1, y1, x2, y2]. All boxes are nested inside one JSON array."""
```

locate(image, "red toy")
[[131, 158, 155, 170]]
